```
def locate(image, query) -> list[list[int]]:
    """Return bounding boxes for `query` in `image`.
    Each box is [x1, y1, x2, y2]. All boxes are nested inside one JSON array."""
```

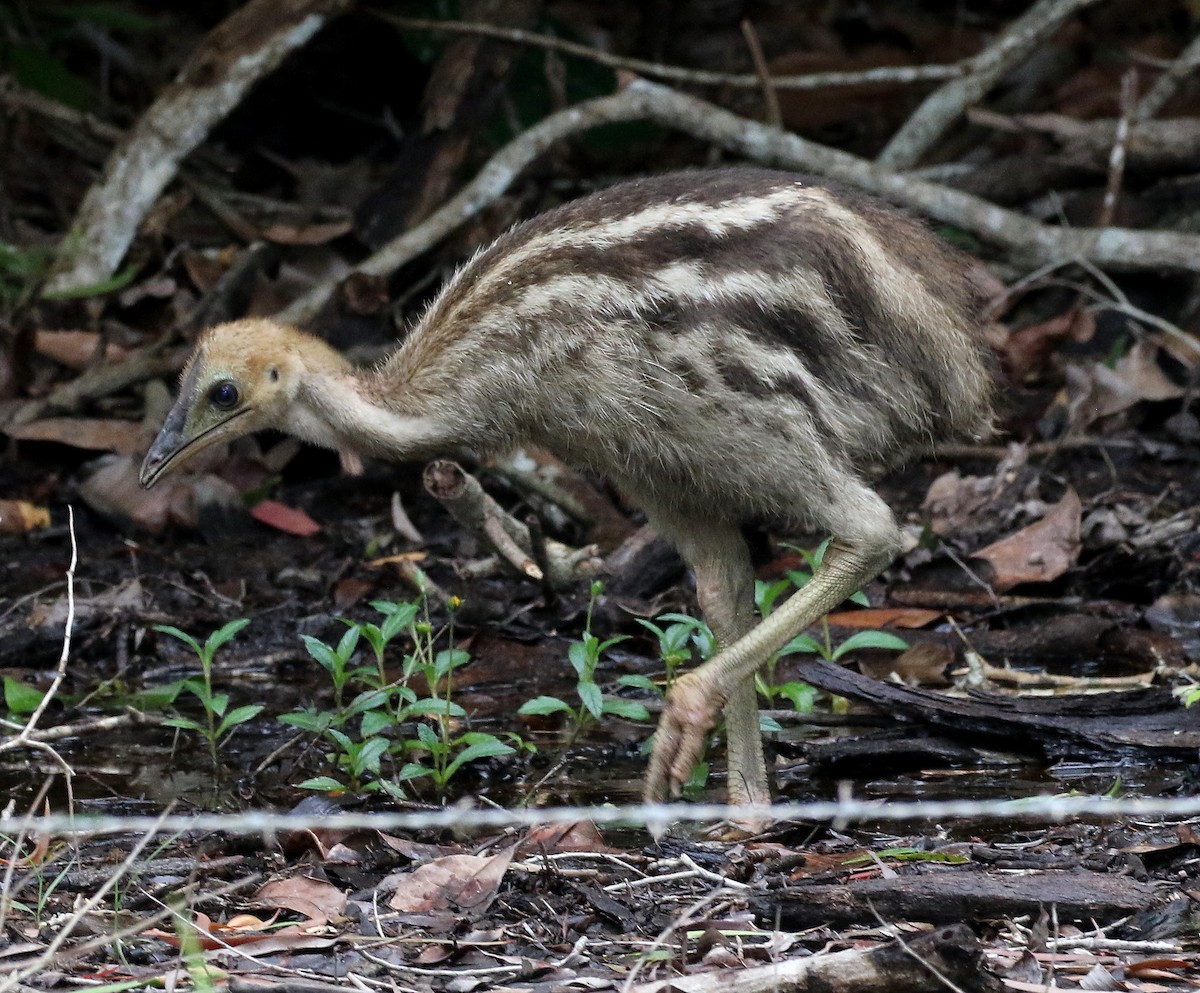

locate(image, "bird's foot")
[[644, 673, 725, 803]]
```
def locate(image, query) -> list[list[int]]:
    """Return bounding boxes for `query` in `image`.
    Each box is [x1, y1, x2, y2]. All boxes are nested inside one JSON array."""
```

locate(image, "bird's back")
[[378, 169, 993, 527]]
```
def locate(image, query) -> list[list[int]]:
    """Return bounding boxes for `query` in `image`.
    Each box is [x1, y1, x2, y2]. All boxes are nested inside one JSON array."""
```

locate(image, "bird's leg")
[[646, 494, 901, 804], [641, 511, 769, 808]]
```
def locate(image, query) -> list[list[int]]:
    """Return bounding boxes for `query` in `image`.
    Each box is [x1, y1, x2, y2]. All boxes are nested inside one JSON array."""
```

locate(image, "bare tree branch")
[[45, 0, 352, 295], [280, 78, 1200, 326], [877, 0, 1104, 169]]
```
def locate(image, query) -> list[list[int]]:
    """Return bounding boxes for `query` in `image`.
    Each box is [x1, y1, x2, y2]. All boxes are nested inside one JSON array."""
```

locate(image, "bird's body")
[[143, 168, 993, 811]]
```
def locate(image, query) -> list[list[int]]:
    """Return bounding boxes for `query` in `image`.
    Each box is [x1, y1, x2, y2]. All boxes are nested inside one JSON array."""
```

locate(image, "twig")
[[1135, 31, 1200, 121], [369, 13, 965, 92], [0, 807, 174, 993], [45, 0, 352, 295], [877, 0, 1104, 169], [739, 19, 780, 130], [1097, 70, 1137, 230], [0, 507, 77, 757], [280, 78, 1200, 325], [422, 460, 600, 590]]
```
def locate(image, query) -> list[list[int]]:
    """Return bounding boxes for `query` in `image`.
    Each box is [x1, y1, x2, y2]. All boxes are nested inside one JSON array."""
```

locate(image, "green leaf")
[[577, 682, 603, 720], [416, 722, 439, 748], [831, 630, 909, 660], [601, 698, 650, 721], [302, 635, 338, 671], [850, 591, 871, 607], [153, 625, 202, 657], [8, 43, 90, 109], [354, 736, 390, 776], [162, 717, 204, 734], [48, 4, 158, 33], [517, 695, 573, 716], [4, 677, 45, 715], [41, 262, 143, 301], [278, 708, 331, 732], [759, 713, 783, 733], [444, 738, 516, 779], [217, 704, 264, 737], [777, 681, 817, 714], [396, 762, 431, 782], [403, 699, 466, 718], [778, 634, 824, 656], [297, 776, 346, 792], [567, 640, 590, 678], [204, 618, 250, 657], [360, 709, 392, 739], [617, 674, 659, 693], [335, 624, 361, 661]]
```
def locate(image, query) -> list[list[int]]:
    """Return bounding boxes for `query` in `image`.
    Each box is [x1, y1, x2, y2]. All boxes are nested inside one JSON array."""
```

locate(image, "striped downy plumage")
[[141, 168, 994, 814]]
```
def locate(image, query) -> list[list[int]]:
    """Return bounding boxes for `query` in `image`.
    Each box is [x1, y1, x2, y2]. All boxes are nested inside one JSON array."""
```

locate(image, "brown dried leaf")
[[515, 820, 609, 857], [261, 219, 352, 245], [388, 849, 515, 913], [255, 876, 346, 922], [249, 499, 321, 536], [7, 417, 144, 455], [973, 489, 1082, 591], [826, 607, 942, 629], [77, 456, 199, 533], [33, 330, 129, 370], [0, 500, 51, 534]]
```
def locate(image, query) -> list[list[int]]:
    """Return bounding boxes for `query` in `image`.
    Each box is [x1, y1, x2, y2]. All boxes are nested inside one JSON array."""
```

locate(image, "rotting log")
[[629, 924, 994, 993]]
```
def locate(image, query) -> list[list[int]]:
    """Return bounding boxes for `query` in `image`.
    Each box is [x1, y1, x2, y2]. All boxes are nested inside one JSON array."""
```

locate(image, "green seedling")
[[519, 581, 650, 739], [154, 619, 262, 769], [283, 593, 525, 799]]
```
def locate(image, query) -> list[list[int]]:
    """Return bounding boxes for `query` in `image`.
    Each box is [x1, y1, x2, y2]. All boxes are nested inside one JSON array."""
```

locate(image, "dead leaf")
[[261, 219, 353, 245], [826, 607, 941, 629], [973, 489, 1082, 591], [6, 417, 144, 455], [33, 330, 129, 370], [388, 849, 515, 913], [515, 820, 609, 857], [1004, 307, 1094, 382], [256, 876, 346, 922], [0, 500, 50, 534], [249, 499, 320, 536], [77, 455, 198, 533], [858, 642, 956, 686]]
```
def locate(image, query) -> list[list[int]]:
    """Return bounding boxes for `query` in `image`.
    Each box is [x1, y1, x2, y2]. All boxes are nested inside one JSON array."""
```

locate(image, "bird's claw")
[[644, 674, 725, 803]]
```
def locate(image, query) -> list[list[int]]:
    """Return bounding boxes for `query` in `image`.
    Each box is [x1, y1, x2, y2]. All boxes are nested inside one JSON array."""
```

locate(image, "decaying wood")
[[281, 77, 1200, 325], [630, 924, 992, 993], [786, 656, 1200, 759], [422, 460, 600, 591], [45, 0, 352, 295], [753, 871, 1158, 930]]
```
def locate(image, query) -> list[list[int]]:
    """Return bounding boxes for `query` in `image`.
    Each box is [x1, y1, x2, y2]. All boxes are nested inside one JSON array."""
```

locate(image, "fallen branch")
[[371, 14, 965, 92], [628, 924, 987, 993], [280, 77, 1200, 325], [877, 0, 1103, 169], [422, 460, 600, 591], [1136, 32, 1200, 121], [45, 0, 352, 295]]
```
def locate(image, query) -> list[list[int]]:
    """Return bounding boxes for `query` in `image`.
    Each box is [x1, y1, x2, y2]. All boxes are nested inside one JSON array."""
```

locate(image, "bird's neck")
[[291, 367, 456, 461]]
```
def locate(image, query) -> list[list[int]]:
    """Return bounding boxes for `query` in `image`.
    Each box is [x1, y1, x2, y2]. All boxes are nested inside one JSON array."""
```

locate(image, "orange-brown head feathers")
[[139, 319, 352, 487]]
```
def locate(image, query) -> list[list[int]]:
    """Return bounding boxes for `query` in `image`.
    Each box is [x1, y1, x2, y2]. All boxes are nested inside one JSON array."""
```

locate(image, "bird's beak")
[[139, 400, 250, 488]]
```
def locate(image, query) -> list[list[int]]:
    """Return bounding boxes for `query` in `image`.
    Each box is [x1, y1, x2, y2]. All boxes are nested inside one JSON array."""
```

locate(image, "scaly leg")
[[645, 487, 902, 803], [643, 511, 770, 808]]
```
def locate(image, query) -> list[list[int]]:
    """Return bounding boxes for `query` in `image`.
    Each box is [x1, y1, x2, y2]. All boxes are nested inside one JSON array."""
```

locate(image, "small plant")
[[281, 591, 527, 799], [756, 541, 908, 710], [519, 581, 650, 739], [154, 619, 262, 769]]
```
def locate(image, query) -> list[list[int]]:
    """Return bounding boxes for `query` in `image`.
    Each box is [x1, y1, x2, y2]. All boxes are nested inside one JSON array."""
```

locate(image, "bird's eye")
[[209, 381, 239, 409]]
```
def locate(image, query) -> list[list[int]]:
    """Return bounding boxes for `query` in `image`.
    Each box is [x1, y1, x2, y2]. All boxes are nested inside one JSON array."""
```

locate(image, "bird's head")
[[140, 319, 350, 488]]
